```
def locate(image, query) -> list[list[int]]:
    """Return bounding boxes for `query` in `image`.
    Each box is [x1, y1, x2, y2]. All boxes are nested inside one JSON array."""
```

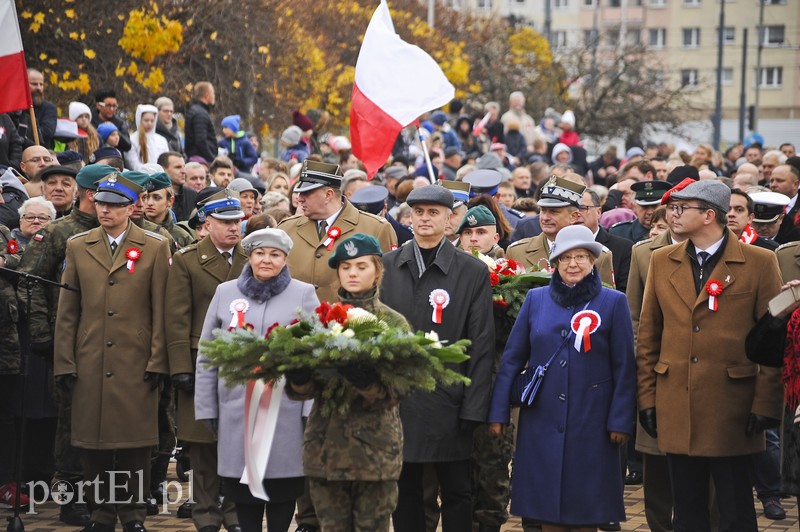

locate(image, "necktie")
[[318, 220, 328, 241], [697, 251, 710, 266], [221, 251, 232, 265], [110, 241, 118, 254]]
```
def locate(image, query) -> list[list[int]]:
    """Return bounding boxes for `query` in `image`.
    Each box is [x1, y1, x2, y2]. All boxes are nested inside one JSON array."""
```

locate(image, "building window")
[[584, 29, 599, 46], [683, 0, 700, 6], [649, 0, 667, 6], [607, 29, 620, 46], [609, 0, 622, 7], [757, 67, 783, 88], [477, 0, 492, 8], [583, 0, 597, 5], [648, 28, 666, 48], [716, 26, 735, 45], [626, 29, 641, 46], [760, 25, 785, 46], [553, 0, 568, 7], [717, 67, 734, 85], [552, 30, 568, 48], [682, 27, 700, 48], [681, 69, 699, 88]]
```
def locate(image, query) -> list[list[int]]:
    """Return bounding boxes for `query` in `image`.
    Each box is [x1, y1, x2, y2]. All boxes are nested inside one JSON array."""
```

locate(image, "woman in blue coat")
[[488, 225, 636, 531]]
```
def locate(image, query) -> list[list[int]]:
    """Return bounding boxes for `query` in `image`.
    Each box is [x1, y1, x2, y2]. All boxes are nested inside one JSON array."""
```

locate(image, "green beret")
[[76, 164, 119, 190], [146, 172, 173, 192], [456, 205, 496, 234], [121, 170, 151, 189], [328, 233, 382, 269]]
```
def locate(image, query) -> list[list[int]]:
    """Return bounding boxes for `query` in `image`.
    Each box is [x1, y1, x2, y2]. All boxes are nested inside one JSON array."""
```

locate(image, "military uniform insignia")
[[467, 215, 477, 226], [34, 233, 45, 242], [345, 241, 358, 257], [108, 175, 117, 183]]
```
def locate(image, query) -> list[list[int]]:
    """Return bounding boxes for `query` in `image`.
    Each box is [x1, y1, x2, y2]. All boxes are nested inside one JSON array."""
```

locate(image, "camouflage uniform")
[[0, 225, 21, 376], [132, 216, 176, 252], [153, 214, 193, 250], [287, 289, 406, 531], [17, 208, 99, 486]]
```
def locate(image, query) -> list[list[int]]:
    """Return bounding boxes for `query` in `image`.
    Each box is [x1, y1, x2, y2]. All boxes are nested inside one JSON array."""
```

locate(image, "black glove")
[[143, 372, 164, 390], [745, 413, 782, 436], [639, 408, 658, 438], [172, 373, 195, 393], [285, 369, 311, 386], [203, 419, 218, 435], [458, 419, 482, 434], [30, 340, 54, 358], [338, 364, 378, 389], [55, 373, 77, 394]]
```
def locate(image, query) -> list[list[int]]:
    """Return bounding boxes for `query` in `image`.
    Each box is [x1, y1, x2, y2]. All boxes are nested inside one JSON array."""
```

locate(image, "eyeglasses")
[[23, 156, 54, 164], [669, 204, 708, 216], [21, 214, 52, 222], [577, 204, 598, 212], [557, 253, 591, 264], [98, 102, 118, 109]]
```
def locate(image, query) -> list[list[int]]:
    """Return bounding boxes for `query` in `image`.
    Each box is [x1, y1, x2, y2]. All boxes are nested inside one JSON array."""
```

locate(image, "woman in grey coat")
[[196, 228, 319, 532]]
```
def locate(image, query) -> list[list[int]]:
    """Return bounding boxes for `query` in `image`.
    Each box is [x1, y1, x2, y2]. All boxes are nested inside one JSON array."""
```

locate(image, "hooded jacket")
[[124, 104, 169, 171]]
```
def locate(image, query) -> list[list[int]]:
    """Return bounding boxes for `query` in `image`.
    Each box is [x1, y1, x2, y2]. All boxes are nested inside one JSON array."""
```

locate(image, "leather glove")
[[172, 373, 195, 393], [285, 369, 311, 386], [30, 340, 54, 358], [143, 372, 164, 390], [203, 419, 218, 435], [639, 408, 658, 438], [55, 373, 77, 394], [745, 413, 781, 436], [338, 364, 378, 389], [458, 419, 482, 434]]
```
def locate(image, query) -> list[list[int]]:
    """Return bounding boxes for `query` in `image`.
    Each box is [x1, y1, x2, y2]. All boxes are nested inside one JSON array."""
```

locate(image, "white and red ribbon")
[[322, 226, 342, 250], [705, 279, 723, 312], [125, 247, 141, 273], [739, 225, 758, 244], [229, 299, 250, 329], [428, 289, 450, 324], [571, 310, 601, 352], [241, 378, 284, 501]]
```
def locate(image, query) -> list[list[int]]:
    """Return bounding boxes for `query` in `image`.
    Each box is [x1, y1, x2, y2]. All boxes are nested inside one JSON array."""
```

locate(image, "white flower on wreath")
[[329, 322, 344, 336], [475, 252, 496, 271], [346, 307, 379, 322], [424, 331, 442, 349], [342, 329, 355, 338]]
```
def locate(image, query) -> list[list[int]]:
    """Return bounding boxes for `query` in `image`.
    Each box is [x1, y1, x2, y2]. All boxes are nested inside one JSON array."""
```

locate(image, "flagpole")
[[417, 127, 436, 184], [28, 106, 39, 146]]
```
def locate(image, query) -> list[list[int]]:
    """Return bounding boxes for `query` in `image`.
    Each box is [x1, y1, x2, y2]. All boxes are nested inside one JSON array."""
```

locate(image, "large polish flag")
[[0, 0, 31, 115], [350, 0, 455, 178]]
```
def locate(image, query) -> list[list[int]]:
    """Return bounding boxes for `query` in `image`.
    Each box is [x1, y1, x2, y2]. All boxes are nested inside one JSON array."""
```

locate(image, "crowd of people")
[[0, 68, 799, 532]]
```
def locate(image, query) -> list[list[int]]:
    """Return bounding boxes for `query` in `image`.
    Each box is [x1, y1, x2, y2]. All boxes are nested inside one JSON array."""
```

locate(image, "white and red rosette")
[[6, 239, 19, 254], [125, 247, 142, 273], [571, 310, 601, 352], [428, 289, 450, 324], [229, 298, 250, 329], [705, 279, 723, 311], [323, 226, 342, 250]]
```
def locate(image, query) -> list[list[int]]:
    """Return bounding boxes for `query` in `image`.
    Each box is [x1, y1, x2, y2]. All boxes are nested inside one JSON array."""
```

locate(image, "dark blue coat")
[[488, 283, 636, 525]]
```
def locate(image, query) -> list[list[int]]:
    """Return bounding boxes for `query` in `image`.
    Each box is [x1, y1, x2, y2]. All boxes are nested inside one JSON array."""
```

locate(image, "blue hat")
[[94, 174, 143, 205], [350, 185, 388, 215], [463, 169, 502, 198], [198, 189, 245, 222], [430, 111, 448, 126], [221, 115, 241, 134], [97, 122, 119, 144], [88, 146, 123, 164], [328, 233, 383, 269], [56, 150, 83, 165]]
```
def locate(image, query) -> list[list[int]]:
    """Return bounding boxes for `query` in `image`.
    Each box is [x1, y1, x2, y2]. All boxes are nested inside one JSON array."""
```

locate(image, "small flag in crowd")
[[0, 0, 32, 115], [350, 0, 455, 178]]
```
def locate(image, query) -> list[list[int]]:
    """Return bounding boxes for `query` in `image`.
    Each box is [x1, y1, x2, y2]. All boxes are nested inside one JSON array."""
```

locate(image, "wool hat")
[[38, 166, 78, 182], [76, 164, 117, 191], [560, 110, 576, 128], [89, 146, 123, 164], [328, 136, 351, 154], [295, 160, 343, 193], [198, 189, 244, 222], [669, 179, 731, 213], [96, 122, 119, 143], [430, 111, 448, 126], [350, 185, 388, 215], [221, 115, 241, 134], [456, 205, 496, 234], [625, 147, 645, 160], [406, 184, 454, 209], [666, 165, 700, 185], [538, 175, 586, 208], [227, 177, 258, 197], [56, 150, 83, 166], [280, 125, 303, 146], [438, 179, 471, 208], [94, 174, 143, 205], [463, 169, 502, 198], [751, 191, 791, 223], [550, 225, 603, 261], [632, 180, 672, 206], [68, 102, 92, 121], [292, 110, 314, 131], [328, 233, 382, 268], [241, 228, 293, 255]]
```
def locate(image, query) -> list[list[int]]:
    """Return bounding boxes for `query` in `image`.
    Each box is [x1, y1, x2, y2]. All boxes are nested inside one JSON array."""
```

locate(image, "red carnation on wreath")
[[6, 240, 19, 254], [315, 301, 332, 324], [489, 272, 500, 286], [265, 322, 281, 339]]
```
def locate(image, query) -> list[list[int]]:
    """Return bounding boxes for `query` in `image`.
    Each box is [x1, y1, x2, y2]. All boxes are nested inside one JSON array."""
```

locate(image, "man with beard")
[[12, 68, 57, 149]]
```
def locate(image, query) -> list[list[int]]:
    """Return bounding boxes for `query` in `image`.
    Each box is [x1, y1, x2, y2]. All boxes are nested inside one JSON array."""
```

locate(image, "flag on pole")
[[0, 0, 31, 115], [350, 0, 455, 178]]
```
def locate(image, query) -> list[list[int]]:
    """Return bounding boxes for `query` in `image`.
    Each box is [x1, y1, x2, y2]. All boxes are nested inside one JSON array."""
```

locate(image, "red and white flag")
[[350, 0, 455, 178], [0, 1, 31, 115]]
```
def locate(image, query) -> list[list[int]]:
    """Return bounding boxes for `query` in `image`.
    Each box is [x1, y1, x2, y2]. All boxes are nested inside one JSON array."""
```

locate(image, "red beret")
[[292, 110, 314, 131]]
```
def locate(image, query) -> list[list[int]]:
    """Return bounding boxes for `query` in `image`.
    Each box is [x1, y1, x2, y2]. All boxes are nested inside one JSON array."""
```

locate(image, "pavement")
[[4, 464, 798, 531]]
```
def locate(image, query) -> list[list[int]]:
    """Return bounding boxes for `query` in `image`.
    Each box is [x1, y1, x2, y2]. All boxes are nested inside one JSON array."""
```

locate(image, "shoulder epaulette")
[[67, 230, 91, 241], [143, 230, 165, 241], [633, 238, 654, 248], [507, 208, 526, 219], [777, 241, 799, 251], [507, 238, 529, 249], [177, 244, 198, 255]]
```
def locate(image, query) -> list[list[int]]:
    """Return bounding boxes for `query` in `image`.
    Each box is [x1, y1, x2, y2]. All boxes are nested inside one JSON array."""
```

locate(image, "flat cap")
[[350, 185, 388, 215], [241, 228, 293, 255], [632, 180, 672, 206], [39, 165, 78, 182], [463, 169, 502, 198], [438, 179, 470, 208], [295, 160, 343, 193], [328, 233, 382, 268], [94, 174, 143, 205], [406, 185, 454, 209], [669, 179, 730, 213], [76, 164, 117, 191], [538, 175, 586, 208], [456, 205, 496, 234], [751, 191, 790, 223]]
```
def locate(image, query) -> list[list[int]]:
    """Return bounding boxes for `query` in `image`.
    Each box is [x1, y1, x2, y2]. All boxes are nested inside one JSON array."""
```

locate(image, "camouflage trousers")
[[472, 422, 514, 528], [52, 383, 83, 484], [309, 477, 398, 532]]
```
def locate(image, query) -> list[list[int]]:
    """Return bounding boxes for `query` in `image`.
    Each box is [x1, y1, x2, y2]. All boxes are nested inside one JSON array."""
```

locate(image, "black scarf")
[[548, 266, 602, 308], [236, 263, 291, 303]]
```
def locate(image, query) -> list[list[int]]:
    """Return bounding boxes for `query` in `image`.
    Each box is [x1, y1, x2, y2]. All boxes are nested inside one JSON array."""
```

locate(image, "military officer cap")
[[406, 185, 454, 210], [198, 189, 245, 222], [463, 169, 502, 198], [241, 228, 293, 255], [294, 160, 343, 193], [456, 205, 496, 234], [88, 146, 123, 164], [328, 233, 383, 268], [537, 175, 586, 208], [632, 180, 672, 206], [75, 164, 117, 190], [350, 185, 388, 215], [38, 165, 78, 182], [751, 191, 790, 223], [438, 179, 471, 208], [94, 174, 143, 205]]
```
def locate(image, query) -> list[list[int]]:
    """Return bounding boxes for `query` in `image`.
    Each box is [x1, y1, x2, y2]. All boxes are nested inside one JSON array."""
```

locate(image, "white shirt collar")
[[694, 234, 725, 258], [108, 231, 126, 247]]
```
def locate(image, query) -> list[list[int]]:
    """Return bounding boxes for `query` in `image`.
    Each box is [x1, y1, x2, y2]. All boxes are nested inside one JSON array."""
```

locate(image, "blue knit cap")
[[221, 115, 241, 134]]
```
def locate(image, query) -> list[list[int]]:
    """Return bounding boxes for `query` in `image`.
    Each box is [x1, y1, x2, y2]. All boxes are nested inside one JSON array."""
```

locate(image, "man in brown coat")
[[54, 174, 171, 532], [166, 189, 247, 531], [637, 180, 783, 531]]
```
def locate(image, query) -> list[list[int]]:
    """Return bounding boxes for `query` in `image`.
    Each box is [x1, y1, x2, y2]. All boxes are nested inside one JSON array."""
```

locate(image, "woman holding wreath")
[[286, 233, 408, 531], [487, 225, 636, 531]]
